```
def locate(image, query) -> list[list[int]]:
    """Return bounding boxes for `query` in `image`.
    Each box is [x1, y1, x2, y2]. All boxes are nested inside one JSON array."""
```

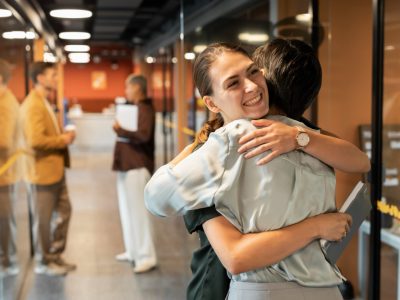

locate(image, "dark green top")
[[184, 207, 230, 300]]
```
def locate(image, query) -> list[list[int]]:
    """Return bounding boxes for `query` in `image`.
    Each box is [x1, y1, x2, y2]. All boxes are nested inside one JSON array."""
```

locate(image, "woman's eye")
[[250, 68, 260, 75], [227, 81, 238, 88]]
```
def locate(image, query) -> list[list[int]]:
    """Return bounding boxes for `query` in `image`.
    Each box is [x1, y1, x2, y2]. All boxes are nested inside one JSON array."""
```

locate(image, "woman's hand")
[[238, 119, 297, 165], [310, 212, 352, 241]]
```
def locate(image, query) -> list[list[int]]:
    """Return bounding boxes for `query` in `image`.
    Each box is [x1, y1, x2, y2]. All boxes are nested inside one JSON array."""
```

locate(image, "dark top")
[[184, 207, 230, 300], [183, 116, 320, 300], [112, 99, 155, 174]]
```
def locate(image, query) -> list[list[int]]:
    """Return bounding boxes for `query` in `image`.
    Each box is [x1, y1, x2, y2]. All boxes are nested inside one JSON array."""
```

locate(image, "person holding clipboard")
[[112, 74, 157, 273]]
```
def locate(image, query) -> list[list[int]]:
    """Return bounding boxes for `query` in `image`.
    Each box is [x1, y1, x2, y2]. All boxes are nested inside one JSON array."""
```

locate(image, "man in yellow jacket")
[[21, 62, 75, 276], [0, 59, 20, 277]]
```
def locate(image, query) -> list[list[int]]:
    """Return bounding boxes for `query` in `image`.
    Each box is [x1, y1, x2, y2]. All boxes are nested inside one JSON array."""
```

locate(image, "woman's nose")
[[243, 77, 258, 92]]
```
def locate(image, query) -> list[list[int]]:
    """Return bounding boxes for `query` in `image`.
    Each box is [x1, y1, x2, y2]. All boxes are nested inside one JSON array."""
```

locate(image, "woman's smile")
[[243, 93, 263, 107]]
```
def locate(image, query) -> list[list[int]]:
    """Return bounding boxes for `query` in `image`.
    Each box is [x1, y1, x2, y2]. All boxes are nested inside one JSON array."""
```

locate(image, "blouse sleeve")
[[144, 129, 230, 217]]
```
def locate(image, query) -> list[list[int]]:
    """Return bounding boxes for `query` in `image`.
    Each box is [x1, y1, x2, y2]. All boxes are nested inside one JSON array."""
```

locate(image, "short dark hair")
[[253, 38, 322, 119], [30, 62, 55, 84], [0, 58, 12, 84]]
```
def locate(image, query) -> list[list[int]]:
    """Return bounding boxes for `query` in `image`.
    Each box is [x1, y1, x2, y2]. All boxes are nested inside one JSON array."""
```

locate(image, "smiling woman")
[[144, 42, 351, 300]]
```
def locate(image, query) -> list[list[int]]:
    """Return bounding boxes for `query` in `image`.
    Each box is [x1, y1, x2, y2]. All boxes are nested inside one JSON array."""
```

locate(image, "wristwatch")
[[295, 126, 310, 150]]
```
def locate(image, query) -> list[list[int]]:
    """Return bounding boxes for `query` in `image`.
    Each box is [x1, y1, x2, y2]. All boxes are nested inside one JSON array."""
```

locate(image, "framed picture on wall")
[[91, 71, 107, 90]]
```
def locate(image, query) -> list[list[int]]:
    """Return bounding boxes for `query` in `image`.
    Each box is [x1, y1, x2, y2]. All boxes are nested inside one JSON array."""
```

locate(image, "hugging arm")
[[144, 133, 228, 217], [238, 119, 370, 173], [203, 212, 352, 275]]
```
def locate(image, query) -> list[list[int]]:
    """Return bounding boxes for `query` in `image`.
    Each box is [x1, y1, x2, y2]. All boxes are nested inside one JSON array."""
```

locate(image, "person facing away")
[[112, 74, 157, 273], [0, 58, 20, 277], [20, 62, 76, 276], [144, 42, 368, 299]]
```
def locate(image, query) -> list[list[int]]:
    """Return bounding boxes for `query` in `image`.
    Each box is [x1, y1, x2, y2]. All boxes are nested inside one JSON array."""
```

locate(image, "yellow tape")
[[161, 119, 196, 137], [0, 149, 30, 177], [377, 200, 400, 219]]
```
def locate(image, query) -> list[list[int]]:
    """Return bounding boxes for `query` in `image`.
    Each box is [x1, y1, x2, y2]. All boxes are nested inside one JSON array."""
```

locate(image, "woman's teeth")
[[244, 94, 261, 106]]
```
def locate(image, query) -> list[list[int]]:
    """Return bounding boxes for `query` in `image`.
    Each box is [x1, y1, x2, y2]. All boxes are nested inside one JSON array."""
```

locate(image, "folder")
[[116, 104, 138, 131], [321, 181, 372, 264]]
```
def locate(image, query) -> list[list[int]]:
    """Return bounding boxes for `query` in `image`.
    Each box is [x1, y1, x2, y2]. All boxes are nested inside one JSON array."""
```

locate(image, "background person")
[[21, 62, 76, 276], [0, 58, 20, 276], [112, 74, 157, 273]]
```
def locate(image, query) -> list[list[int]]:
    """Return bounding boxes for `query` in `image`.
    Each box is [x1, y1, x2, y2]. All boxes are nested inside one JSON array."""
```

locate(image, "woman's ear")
[[203, 96, 220, 113]]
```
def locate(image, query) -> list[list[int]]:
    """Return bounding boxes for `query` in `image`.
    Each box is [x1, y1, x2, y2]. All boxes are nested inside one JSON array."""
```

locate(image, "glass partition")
[[0, 4, 34, 299]]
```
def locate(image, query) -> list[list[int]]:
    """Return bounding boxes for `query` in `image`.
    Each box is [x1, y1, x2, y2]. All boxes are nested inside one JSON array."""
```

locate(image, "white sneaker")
[[34, 262, 68, 276], [0, 264, 20, 277], [133, 260, 157, 274], [115, 252, 132, 262]]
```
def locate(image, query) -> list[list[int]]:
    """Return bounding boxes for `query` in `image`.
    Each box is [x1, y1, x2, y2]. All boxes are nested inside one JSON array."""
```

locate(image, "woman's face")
[[204, 51, 269, 124]]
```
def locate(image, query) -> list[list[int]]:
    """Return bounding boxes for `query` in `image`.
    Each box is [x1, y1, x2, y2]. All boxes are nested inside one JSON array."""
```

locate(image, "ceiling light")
[[50, 9, 92, 19], [171, 57, 178, 64], [25, 32, 36, 39], [385, 45, 395, 51], [59, 31, 90, 40], [296, 13, 312, 22], [0, 9, 12, 18], [193, 45, 207, 53], [238, 32, 269, 43], [145, 56, 156, 64], [184, 52, 195, 60], [2, 31, 37, 39], [68, 52, 90, 63], [64, 44, 90, 52], [44, 52, 57, 63]]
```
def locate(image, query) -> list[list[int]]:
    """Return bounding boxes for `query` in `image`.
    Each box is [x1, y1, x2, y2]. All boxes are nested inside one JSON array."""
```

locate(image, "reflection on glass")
[[0, 4, 33, 298]]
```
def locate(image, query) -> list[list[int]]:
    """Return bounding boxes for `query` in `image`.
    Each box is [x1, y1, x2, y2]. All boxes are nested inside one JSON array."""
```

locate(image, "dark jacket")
[[112, 98, 155, 174]]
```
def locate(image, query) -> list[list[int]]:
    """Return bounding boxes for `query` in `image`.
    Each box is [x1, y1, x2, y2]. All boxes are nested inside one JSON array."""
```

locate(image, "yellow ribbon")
[[161, 119, 196, 137], [0, 149, 30, 177]]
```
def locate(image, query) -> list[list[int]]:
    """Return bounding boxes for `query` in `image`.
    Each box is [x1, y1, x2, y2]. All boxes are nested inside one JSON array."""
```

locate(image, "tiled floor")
[[17, 147, 197, 300]]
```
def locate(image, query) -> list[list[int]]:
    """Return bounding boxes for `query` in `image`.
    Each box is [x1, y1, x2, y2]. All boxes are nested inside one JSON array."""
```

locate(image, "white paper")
[[116, 104, 138, 131]]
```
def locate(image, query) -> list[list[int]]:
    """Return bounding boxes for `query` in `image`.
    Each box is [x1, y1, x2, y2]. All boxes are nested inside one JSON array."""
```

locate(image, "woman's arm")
[[237, 119, 370, 173], [144, 133, 228, 217], [203, 213, 352, 275]]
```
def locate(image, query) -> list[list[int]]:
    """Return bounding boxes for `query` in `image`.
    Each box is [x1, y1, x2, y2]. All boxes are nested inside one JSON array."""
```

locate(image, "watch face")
[[298, 132, 310, 147]]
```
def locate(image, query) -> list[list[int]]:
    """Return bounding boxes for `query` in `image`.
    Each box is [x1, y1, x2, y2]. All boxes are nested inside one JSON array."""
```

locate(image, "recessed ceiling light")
[[184, 52, 195, 60], [68, 52, 90, 63], [0, 9, 12, 18], [193, 45, 207, 53], [296, 13, 312, 22], [2, 31, 37, 39], [145, 56, 156, 64], [64, 45, 90, 52], [50, 9, 92, 19], [59, 32, 91, 40], [385, 45, 395, 51], [238, 32, 269, 43]]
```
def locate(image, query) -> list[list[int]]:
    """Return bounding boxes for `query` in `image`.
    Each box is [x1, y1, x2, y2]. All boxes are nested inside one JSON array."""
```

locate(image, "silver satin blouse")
[[145, 115, 344, 287]]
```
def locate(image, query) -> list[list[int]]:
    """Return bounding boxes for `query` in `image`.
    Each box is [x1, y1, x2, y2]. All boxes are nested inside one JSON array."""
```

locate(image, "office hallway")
[[20, 146, 197, 300]]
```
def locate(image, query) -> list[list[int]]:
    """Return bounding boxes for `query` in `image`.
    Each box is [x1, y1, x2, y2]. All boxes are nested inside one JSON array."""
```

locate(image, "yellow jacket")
[[0, 88, 20, 185], [21, 89, 69, 185]]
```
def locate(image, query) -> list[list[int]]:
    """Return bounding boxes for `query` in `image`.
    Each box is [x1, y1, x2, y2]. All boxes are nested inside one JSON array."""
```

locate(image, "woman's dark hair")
[[252, 38, 322, 120], [29, 62, 55, 84], [193, 43, 250, 147]]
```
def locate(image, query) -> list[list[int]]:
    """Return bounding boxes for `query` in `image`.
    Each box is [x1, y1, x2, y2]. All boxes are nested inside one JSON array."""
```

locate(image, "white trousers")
[[116, 168, 156, 265]]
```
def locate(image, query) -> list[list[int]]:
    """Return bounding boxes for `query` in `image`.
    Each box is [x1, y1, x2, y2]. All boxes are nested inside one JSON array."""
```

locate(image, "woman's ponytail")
[[193, 113, 224, 148]]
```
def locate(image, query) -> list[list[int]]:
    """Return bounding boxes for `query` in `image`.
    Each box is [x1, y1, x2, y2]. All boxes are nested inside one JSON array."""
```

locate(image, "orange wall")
[[319, 0, 372, 293], [64, 59, 133, 111]]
